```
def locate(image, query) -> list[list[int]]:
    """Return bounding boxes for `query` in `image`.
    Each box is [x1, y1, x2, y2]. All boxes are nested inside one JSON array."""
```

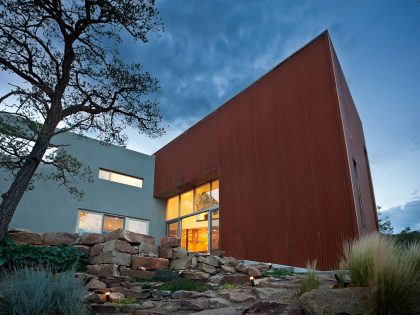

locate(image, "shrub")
[[0, 235, 87, 271], [262, 268, 294, 278], [219, 283, 235, 289], [0, 266, 88, 315], [297, 261, 319, 295], [158, 279, 209, 292], [342, 233, 420, 314]]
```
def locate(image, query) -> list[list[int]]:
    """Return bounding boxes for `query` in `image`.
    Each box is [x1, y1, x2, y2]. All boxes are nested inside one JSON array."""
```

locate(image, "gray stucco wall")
[[0, 132, 166, 241]]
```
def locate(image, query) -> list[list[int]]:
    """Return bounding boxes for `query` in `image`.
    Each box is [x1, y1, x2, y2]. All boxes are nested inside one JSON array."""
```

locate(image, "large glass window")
[[78, 211, 102, 234], [180, 190, 194, 216], [166, 196, 179, 220], [211, 179, 219, 205], [99, 168, 143, 188], [77, 210, 149, 235], [195, 183, 211, 211], [167, 222, 179, 238], [211, 210, 220, 251], [181, 215, 208, 252]]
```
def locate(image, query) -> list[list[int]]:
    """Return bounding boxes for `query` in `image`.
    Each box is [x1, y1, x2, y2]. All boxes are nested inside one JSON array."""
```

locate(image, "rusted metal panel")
[[154, 32, 377, 270]]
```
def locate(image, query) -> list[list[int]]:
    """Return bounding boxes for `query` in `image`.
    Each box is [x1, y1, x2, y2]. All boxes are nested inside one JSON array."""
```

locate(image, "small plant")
[[0, 234, 87, 271], [219, 283, 236, 289], [0, 266, 88, 315], [297, 261, 319, 295], [158, 279, 209, 292], [262, 268, 294, 278], [334, 270, 348, 288]]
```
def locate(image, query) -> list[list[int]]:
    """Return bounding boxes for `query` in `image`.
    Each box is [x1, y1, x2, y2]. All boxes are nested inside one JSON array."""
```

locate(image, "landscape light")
[[268, 263, 272, 270], [105, 291, 110, 302], [250, 276, 255, 287]]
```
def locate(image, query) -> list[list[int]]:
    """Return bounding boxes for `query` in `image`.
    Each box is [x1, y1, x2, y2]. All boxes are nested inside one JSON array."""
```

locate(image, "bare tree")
[[0, 0, 164, 239]]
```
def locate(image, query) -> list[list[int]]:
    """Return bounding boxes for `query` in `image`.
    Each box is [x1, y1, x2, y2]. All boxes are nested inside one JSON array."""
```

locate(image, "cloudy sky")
[[121, 0, 420, 232]]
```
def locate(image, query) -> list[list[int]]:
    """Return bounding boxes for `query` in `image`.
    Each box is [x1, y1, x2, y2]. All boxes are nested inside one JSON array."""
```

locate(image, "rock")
[[180, 270, 211, 281], [208, 275, 224, 285], [121, 304, 141, 313], [111, 286, 128, 295], [257, 278, 300, 289], [139, 301, 157, 310], [172, 247, 188, 259], [220, 265, 236, 273], [219, 274, 250, 285], [73, 244, 90, 256], [235, 262, 249, 274], [245, 301, 293, 314], [197, 256, 207, 263], [220, 288, 257, 303], [91, 304, 120, 313], [105, 228, 155, 245], [172, 290, 196, 299], [191, 306, 244, 315], [208, 297, 232, 309], [201, 263, 218, 275], [181, 298, 209, 311], [9, 231, 43, 245], [205, 256, 219, 267], [170, 256, 193, 270], [191, 256, 198, 268], [109, 292, 125, 302], [252, 287, 296, 303], [86, 278, 106, 290], [127, 289, 152, 299], [247, 266, 262, 277], [132, 256, 169, 270], [103, 239, 138, 254], [89, 251, 132, 266], [158, 246, 173, 259], [119, 268, 155, 280], [152, 290, 172, 298], [219, 257, 239, 267], [90, 243, 104, 256], [43, 232, 78, 245], [138, 242, 159, 256], [97, 264, 119, 277], [83, 292, 102, 303], [76, 233, 105, 245], [74, 272, 96, 284], [299, 287, 370, 315], [160, 236, 179, 247]]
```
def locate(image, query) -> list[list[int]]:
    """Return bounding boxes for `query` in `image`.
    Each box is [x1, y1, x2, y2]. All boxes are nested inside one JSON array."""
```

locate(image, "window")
[[180, 190, 194, 216], [98, 168, 143, 188], [166, 196, 179, 221], [77, 210, 149, 235]]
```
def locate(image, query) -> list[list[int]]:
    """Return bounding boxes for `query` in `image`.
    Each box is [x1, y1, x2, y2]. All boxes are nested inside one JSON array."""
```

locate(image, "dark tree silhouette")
[[0, 0, 164, 239]]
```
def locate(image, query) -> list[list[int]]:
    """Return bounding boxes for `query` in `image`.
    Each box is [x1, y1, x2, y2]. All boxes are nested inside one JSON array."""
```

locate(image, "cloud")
[[381, 200, 420, 233]]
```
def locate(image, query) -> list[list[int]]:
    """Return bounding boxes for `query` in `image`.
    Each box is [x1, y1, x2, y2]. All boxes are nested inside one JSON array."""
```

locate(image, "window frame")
[[76, 209, 149, 235], [98, 168, 144, 188]]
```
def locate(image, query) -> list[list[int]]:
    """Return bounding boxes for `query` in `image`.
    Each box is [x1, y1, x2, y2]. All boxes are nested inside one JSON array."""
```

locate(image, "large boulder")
[[138, 242, 159, 256], [180, 270, 211, 281], [43, 232, 78, 245], [205, 255, 220, 267], [219, 274, 251, 285], [299, 287, 370, 315], [159, 246, 173, 259], [172, 247, 188, 259], [170, 256, 193, 270], [191, 307, 244, 315], [90, 243, 104, 256], [9, 231, 43, 245], [103, 239, 138, 254], [104, 228, 155, 245], [220, 288, 257, 303], [201, 263, 218, 275], [76, 233, 105, 245], [119, 268, 155, 280], [88, 250, 131, 266], [131, 256, 169, 270], [160, 236, 179, 248]]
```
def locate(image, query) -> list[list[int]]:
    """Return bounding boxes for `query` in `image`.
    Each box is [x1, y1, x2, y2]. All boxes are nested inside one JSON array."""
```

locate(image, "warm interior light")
[[250, 276, 254, 280]]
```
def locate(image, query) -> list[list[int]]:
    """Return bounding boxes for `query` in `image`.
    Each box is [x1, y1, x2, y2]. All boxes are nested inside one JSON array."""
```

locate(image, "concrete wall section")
[[1, 132, 166, 241]]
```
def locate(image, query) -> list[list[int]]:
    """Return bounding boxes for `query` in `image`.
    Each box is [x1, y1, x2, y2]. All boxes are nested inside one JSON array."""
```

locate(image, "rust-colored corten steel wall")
[[154, 31, 378, 270]]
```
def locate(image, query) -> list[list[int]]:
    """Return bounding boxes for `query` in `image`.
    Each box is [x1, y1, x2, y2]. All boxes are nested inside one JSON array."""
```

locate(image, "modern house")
[[0, 31, 378, 269]]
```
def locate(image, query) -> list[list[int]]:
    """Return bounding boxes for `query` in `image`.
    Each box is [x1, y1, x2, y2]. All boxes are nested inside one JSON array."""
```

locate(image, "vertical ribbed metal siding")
[[154, 32, 376, 270]]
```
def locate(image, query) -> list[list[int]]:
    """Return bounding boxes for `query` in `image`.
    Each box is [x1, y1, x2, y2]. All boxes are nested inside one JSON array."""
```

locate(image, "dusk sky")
[[121, 0, 420, 232]]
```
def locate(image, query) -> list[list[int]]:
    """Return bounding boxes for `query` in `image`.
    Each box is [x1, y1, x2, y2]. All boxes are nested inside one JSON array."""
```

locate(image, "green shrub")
[[158, 279, 209, 292], [342, 233, 420, 314], [0, 235, 87, 271], [219, 283, 236, 289], [262, 268, 294, 278], [297, 261, 319, 295], [0, 266, 88, 315]]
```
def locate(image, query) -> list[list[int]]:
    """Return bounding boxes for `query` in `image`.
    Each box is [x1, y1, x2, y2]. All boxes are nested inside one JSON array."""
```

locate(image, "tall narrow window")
[[353, 159, 367, 229], [99, 169, 143, 188], [195, 183, 211, 211], [180, 190, 194, 216], [166, 196, 179, 221]]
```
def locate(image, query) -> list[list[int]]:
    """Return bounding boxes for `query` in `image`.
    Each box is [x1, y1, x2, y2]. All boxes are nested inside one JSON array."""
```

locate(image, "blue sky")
[[123, 0, 420, 232]]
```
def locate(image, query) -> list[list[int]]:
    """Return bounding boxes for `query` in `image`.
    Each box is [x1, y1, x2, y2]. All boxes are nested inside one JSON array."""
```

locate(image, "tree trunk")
[[0, 126, 55, 240]]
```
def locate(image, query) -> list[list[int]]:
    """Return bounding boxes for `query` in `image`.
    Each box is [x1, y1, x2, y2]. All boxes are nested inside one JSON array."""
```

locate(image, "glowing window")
[[180, 190, 194, 216], [78, 211, 101, 234], [166, 196, 179, 220], [99, 169, 143, 188], [195, 183, 211, 211], [103, 215, 124, 233], [211, 179, 219, 205]]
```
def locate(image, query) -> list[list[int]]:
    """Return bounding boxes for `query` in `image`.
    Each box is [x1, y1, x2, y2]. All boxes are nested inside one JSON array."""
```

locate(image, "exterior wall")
[[154, 32, 378, 270], [1, 132, 166, 241]]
